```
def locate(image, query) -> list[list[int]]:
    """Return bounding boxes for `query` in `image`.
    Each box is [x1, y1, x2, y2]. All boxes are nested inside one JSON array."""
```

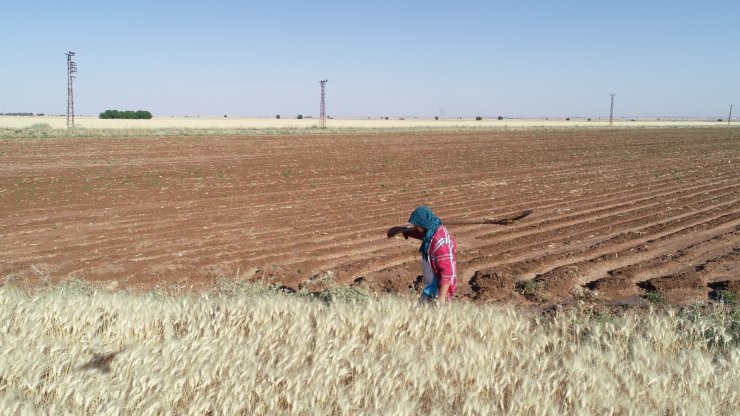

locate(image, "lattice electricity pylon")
[[319, 80, 328, 129], [66, 51, 77, 129], [609, 93, 615, 127]]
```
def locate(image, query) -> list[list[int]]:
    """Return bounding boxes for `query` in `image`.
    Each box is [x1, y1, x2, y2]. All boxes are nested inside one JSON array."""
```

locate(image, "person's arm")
[[431, 235, 456, 304], [437, 283, 450, 305]]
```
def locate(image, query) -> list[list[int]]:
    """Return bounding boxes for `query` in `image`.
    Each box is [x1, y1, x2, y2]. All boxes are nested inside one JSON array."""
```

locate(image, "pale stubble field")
[[0, 115, 729, 130]]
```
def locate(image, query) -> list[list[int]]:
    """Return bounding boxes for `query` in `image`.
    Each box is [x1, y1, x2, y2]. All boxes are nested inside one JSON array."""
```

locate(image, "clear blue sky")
[[2, 0, 738, 118]]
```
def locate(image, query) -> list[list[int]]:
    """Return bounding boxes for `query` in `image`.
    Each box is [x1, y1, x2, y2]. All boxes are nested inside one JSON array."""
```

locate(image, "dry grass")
[[0, 115, 732, 132], [0, 281, 737, 415], [2, 119, 735, 142]]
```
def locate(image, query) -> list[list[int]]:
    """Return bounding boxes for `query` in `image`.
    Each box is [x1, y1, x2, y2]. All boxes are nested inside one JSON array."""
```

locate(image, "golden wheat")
[[0, 283, 737, 415]]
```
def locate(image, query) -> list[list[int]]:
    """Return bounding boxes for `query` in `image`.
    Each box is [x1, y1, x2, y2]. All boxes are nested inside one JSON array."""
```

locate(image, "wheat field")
[[0, 282, 737, 415]]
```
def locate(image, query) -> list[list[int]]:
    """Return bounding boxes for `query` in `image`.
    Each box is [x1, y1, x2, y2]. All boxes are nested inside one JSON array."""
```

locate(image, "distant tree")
[[276, 114, 280, 119], [475, 116, 483, 121], [497, 116, 503, 120], [435, 116, 439, 120], [2, 112, 37, 116], [99, 109, 152, 119], [297, 114, 303, 119]]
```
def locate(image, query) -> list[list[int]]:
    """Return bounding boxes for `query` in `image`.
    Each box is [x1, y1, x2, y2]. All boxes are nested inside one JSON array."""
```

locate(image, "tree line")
[[99, 110, 153, 119]]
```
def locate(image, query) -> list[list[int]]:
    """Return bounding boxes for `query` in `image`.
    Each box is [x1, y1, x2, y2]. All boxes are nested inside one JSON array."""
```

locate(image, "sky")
[[1, 0, 738, 119]]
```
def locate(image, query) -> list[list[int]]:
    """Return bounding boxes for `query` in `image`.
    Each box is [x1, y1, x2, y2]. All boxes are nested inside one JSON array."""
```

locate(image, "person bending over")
[[389, 205, 458, 305]]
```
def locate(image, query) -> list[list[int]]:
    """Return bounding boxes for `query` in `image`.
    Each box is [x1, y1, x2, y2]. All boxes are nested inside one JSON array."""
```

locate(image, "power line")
[[0, 53, 59, 65]]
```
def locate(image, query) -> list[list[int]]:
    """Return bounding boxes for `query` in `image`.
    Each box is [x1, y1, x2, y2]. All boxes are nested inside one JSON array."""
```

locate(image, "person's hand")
[[387, 225, 412, 238], [387, 224, 425, 240]]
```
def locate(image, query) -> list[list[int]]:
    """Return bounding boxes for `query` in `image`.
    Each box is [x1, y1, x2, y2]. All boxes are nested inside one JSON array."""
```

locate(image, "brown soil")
[[1, 128, 738, 306], [469, 264, 527, 302]]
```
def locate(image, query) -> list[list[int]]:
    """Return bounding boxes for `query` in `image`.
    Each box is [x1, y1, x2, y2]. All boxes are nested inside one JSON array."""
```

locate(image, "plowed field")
[[2, 128, 738, 305]]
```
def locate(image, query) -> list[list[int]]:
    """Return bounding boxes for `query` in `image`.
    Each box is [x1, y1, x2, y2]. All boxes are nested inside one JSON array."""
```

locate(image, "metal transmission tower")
[[66, 51, 77, 128], [319, 80, 328, 129], [609, 93, 615, 126], [729, 104, 734, 126]]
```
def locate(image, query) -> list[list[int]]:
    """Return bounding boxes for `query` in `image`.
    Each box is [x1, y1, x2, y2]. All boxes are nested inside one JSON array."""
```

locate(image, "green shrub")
[[643, 291, 666, 304], [716, 289, 737, 304], [515, 279, 538, 297]]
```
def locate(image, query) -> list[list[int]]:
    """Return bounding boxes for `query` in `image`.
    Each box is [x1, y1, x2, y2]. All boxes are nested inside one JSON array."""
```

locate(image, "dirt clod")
[[469, 266, 524, 302]]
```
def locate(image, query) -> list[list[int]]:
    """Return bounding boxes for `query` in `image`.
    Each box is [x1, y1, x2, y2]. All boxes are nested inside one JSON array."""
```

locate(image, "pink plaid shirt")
[[427, 225, 458, 299]]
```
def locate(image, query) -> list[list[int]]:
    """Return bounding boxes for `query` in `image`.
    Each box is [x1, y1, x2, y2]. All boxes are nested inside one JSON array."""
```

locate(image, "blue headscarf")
[[408, 205, 442, 262]]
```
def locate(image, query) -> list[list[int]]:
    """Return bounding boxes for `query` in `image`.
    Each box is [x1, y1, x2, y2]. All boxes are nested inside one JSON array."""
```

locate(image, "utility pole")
[[66, 51, 77, 128], [319, 80, 328, 129], [729, 104, 734, 126], [609, 93, 615, 126]]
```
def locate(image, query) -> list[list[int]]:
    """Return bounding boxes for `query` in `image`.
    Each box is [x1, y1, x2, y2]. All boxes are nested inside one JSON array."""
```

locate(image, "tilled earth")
[[1, 128, 738, 306]]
